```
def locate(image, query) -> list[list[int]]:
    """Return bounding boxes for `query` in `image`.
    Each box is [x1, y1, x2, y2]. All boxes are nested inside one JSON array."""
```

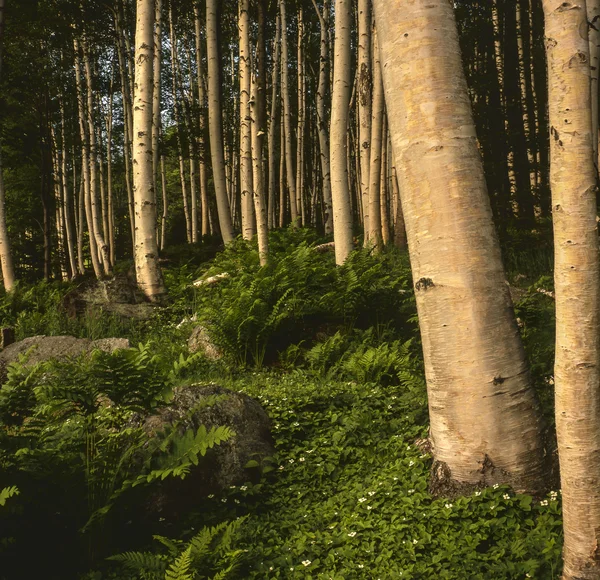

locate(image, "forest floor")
[[0, 228, 562, 579]]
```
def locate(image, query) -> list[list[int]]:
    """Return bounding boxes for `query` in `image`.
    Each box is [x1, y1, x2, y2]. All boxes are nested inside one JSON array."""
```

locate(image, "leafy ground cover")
[[0, 231, 562, 579]]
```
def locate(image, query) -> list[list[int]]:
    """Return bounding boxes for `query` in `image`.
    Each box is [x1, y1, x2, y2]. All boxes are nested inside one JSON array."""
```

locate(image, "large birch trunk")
[[373, 0, 546, 492], [543, 1, 600, 577], [133, 0, 165, 301]]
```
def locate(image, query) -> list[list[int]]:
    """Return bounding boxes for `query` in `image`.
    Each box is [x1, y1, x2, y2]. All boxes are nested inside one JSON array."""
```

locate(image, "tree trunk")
[[312, 0, 333, 236], [160, 137, 168, 250], [106, 64, 116, 267], [279, 105, 286, 228], [168, 6, 192, 244], [251, 70, 269, 266], [0, 0, 15, 291], [115, 7, 136, 246], [133, 0, 165, 301], [588, 0, 600, 169], [330, 0, 354, 264], [152, 0, 162, 240], [206, 0, 234, 243], [74, 37, 102, 280], [239, 0, 255, 240], [296, 7, 306, 226], [279, 0, 298, 225], [60, 100, 77, 277], [373, 0, 546, 492], [367, 29, 384, 251], [543, 1, 600, 577], [194, 1, 210, 238], [358, 0, 372, 239], [82, 42, 110, 274], [380, 115, 390, 246], [267, 8, 281, 230]]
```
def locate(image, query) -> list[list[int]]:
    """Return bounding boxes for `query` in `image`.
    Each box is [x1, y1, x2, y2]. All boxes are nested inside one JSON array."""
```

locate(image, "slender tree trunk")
[[279, 0, 298, 225], [152, 0, 162, 208], [0, 0, 15, 291], [543, 2, 600, 577], [194, 2, 210, 238], [296, 7, 306, 226], [312, 0, 333, 235], [380, 115, 390, 246], [358, 0, 372, 239], [74, 37, 102, 279], [206, 0, 234, 243], [160, 146, 168, 250], [239, 0, 254, 240], [251, 71, 269, 266], [373, 0, 546, 492], [83, 42, 110, 274], [76, 149, 85, 274], [60, 100, 77, 277], [169, 6, 192, 243], [589, 0, 600, 169], [115, 8, 136, 245], [133, 0, 165, 301], [106, 65, 116, 267], [267, 8, 281, 230], [367, 29, 384, 251], [330, 0, 354, 264], [279, 107, 286, 228], [50, 125, 67, 279]]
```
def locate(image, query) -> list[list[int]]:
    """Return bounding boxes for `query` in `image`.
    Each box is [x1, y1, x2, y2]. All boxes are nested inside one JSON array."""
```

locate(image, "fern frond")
[[0, 486, 19, 507], [165, 546, 193, 580]]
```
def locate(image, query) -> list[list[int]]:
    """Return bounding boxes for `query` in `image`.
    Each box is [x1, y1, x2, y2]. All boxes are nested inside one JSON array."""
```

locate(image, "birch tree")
[[330, 0, 354, 264], [132, 0, 165, 301], [543, 1, 600, 577], [0, 0, 16, 292], [206, 0, 234, 243], [373, 0, 546, 491]]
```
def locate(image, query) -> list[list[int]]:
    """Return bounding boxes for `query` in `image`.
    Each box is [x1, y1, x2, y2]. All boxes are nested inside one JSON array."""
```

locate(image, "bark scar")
[[415, 277, 435, 291]]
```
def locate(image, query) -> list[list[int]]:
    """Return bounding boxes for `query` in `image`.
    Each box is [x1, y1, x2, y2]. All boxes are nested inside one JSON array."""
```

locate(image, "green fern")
[[165, 547, 193, 580], [0, 486, 19, 507], [109, 518, 247, 580]]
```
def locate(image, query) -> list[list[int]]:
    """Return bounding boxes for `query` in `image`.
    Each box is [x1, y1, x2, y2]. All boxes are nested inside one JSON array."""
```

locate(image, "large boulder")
[[139, 383, 274, 515], [62, 272, 157, 321], [0, 335, 130, 383]]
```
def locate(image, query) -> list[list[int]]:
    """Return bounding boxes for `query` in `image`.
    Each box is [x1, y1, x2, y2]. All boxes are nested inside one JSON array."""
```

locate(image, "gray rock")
[[62, 272, 158, 321], [0, 335, 130, 382], [140, 383, 274, 515], [188, 325, 222, 360]]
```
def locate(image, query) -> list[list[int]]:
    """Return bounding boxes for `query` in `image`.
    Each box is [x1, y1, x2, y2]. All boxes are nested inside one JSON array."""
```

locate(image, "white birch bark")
[[133, 0, 165, 301]]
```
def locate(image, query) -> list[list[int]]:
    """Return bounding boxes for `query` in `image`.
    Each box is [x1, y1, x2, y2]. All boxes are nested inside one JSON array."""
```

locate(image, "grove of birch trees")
[[2, 0, 600, 578]]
